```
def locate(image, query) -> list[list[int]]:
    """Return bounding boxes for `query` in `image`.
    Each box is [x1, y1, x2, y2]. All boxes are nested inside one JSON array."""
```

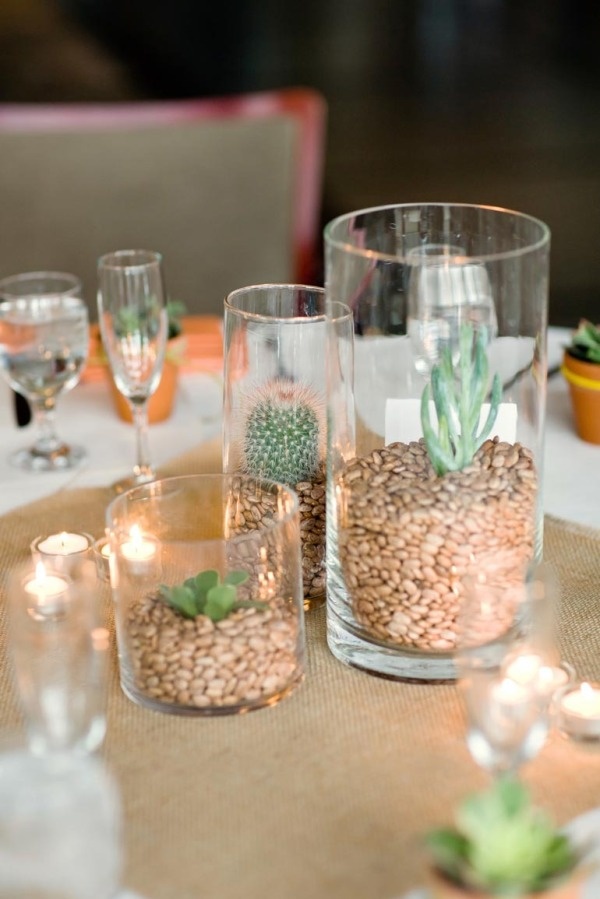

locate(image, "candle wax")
[[37, 532, 90, 555], [505, 654, 543, 686], [492, 677, 531, 706]]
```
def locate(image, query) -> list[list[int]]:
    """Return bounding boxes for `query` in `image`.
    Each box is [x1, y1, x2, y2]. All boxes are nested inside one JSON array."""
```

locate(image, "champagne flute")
[[0, 293, 89, 470], [97, 249, 168, 492], [455, 557, 553, 779]]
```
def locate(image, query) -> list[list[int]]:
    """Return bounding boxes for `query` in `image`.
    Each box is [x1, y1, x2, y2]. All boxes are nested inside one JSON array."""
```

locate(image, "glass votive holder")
[[92, 536, 112, 583], [31, 531, 94, 578], [7, 561, 109, 756], [556, 681, 600, 742], [106, 473, 306, 716]]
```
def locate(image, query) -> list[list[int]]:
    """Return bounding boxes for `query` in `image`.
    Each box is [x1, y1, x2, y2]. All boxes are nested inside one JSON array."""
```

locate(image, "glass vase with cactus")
[[223, 284, 353, 610]]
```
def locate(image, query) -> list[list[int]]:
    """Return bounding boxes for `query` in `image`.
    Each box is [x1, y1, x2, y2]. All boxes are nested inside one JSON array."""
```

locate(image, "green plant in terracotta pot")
[[561, 320, 600, 445], [426, 779, 584, 899]]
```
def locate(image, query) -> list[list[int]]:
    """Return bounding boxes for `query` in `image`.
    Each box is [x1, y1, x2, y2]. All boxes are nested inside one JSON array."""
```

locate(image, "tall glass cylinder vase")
[[325, 203, 550, 681], [223, 284, 353, 610]]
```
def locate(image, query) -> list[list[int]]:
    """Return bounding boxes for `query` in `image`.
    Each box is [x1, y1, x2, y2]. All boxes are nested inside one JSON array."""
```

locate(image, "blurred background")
[[1, 0, 599, 325]]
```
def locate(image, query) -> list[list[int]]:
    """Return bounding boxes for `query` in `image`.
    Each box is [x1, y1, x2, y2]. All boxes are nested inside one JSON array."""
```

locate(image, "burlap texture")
[[0, 444, 599, 899]]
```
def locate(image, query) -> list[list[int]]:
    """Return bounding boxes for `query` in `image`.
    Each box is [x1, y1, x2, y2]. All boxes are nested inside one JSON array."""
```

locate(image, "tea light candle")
[[119, 525, 159, 575], [121, 525, 156, 561], [504, 653, 574, 698], [32, 531, 93, 576], [23, 562, 69, 618], [36, 532, 90, 556], [558, 682, 600, 740]]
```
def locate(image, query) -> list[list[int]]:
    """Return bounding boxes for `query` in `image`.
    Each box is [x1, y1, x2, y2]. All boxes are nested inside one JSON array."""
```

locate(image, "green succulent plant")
[[159, 568, 266, 622], [427, 779, 579, 896], [421, 322, 502, 476], [242, 378, 323, 485], [568, 320, 600, 364], [115, 298, 185, 341]]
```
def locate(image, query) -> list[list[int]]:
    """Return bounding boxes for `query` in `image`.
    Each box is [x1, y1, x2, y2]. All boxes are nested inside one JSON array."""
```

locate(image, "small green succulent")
[[159, 569, 266, 622], [568, 320, 600, 364], [421, 322, 502, 476], [427, 779, 578, 896]]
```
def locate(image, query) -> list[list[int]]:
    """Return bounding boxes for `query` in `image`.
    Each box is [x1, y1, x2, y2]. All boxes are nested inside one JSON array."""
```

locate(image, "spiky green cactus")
[[421, 323, 502, 476], [242, 378, 323, 485]]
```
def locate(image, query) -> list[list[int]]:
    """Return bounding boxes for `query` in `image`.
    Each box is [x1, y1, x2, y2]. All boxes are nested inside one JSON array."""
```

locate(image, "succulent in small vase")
[[562, 320, 600, 444], [128, 565, 299, 710], [426, 779, 582, 898], [159, 568, 266, 622]]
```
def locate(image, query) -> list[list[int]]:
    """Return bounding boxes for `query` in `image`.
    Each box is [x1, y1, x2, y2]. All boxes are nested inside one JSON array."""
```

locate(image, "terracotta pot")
[[427, 868, 583, 899], [561, 350, 600, 444]]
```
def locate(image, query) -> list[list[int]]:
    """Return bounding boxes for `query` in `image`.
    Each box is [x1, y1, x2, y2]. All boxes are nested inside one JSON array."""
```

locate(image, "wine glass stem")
[[131, 401, 153, 479], [31, 399, 62, 454]]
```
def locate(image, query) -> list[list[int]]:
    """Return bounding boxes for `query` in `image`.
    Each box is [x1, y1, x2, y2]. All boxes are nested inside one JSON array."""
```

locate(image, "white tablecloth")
[[0, 329, 597, 528]]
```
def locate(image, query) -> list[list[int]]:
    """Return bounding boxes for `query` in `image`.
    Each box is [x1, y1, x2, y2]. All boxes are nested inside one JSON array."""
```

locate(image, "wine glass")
[[97, 249, 168, 492], [406, 243, 498, 376], [0, 293, 89, 470], [455, 558, 554, 779], [0, 271, 83, 429]]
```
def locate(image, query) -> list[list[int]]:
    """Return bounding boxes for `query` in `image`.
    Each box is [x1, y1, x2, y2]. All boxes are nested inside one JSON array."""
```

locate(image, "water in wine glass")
[[97, 249, 168, 491], [0, 296, 88, 470]]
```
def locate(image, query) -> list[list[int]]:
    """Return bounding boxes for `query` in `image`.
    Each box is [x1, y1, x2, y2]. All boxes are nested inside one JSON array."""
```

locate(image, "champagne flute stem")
[[31, 399, 62, 454], [130, 401, 154, 481]]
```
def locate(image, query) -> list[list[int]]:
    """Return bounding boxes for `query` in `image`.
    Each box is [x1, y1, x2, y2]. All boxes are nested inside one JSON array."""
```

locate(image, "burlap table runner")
[[0, 440, 599, 899]]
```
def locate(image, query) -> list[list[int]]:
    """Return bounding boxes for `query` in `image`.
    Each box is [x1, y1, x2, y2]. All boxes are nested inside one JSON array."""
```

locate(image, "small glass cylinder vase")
[[223, 284, 354, 610], [325, 203, 550, 681], [106, 473, 306, 715]]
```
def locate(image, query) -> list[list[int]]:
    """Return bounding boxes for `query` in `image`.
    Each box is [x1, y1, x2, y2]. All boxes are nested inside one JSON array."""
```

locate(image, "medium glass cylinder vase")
[[223, 284, 353, 610], [325, 203, 550, 681]]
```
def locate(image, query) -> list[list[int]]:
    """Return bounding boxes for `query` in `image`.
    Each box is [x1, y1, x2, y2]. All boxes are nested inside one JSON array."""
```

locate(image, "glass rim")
[[0, 271, 82, 297], [324, 202, 551, 263], [0, 295, 87, 318], [97, 249, 163, 271], [224, 283, 352, 324], [106, 472, 300, 537]]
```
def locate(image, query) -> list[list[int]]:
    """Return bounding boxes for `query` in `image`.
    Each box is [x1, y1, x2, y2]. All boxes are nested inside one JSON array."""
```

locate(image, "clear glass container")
[[325, 203, 550, 681], [7, 561, 108, 755], [223, 284, 353, 610], [106, 473, 306, 715]]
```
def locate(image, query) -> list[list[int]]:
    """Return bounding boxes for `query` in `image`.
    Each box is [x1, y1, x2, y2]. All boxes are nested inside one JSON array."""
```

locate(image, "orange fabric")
[[83, 315, 223, 384]]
